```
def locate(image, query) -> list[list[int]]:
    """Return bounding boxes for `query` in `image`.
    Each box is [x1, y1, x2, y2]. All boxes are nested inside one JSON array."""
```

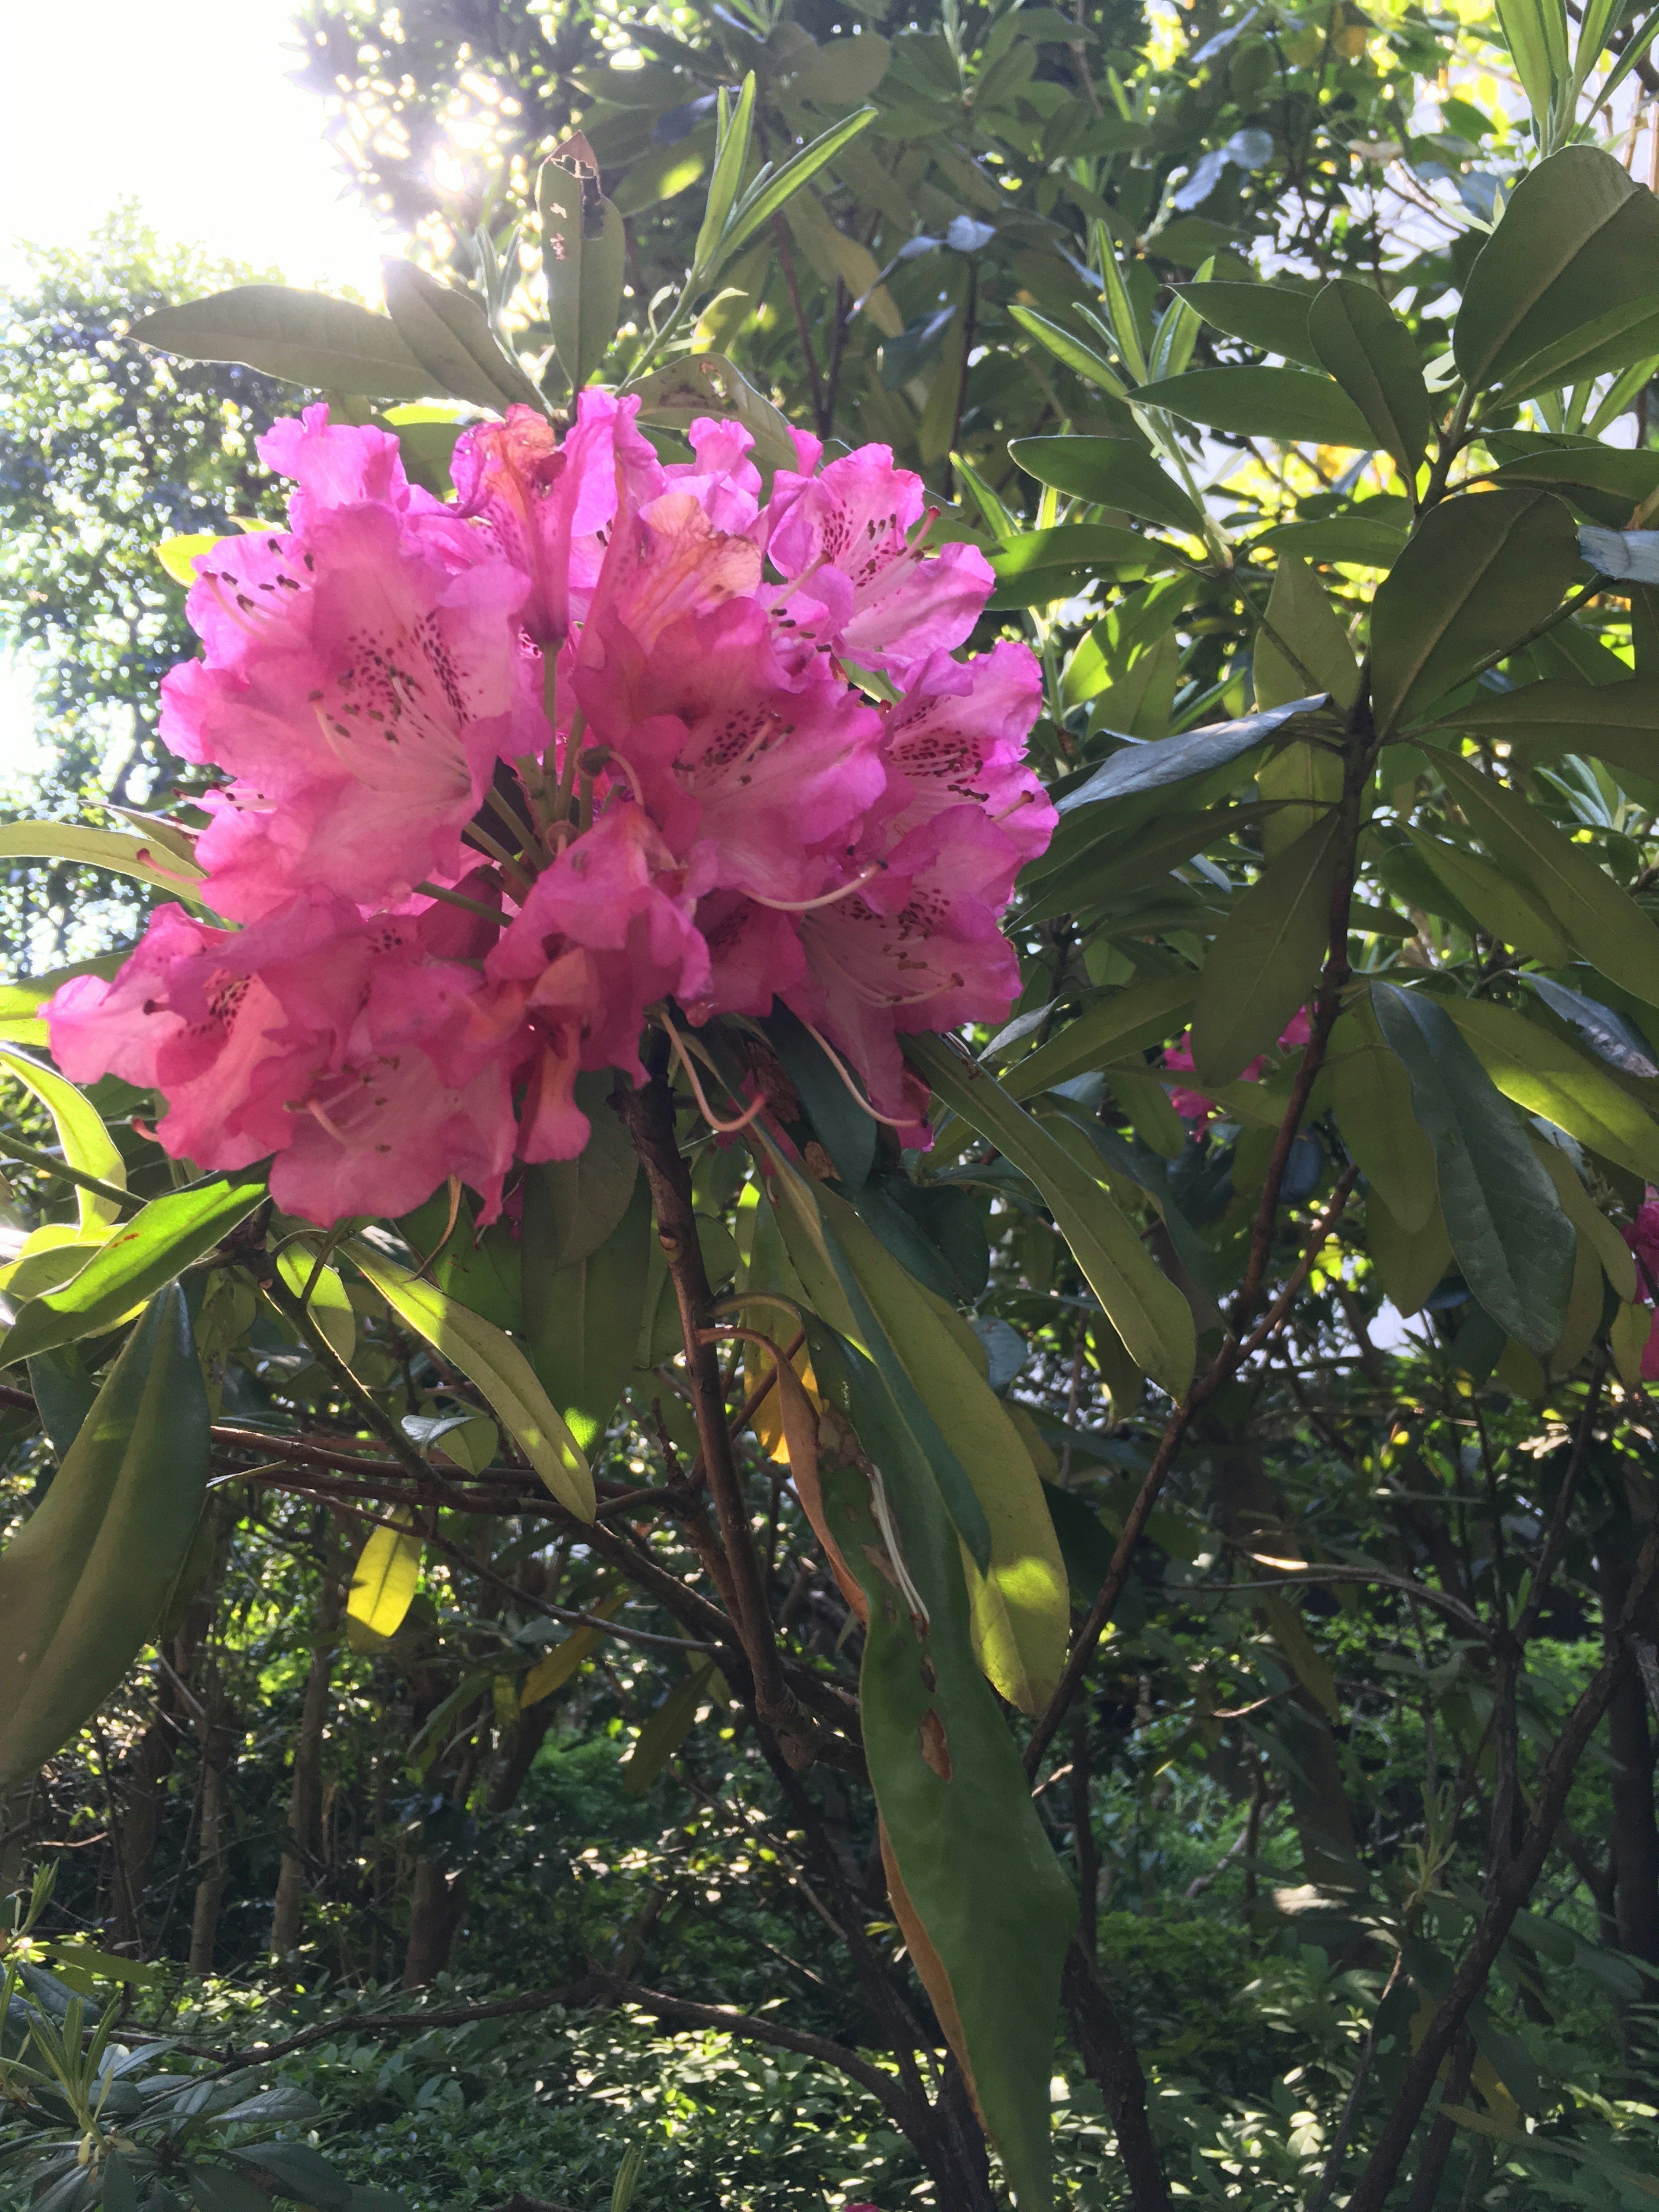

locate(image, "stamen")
[[750, 861, 885, 913], [660, 1012, 769, 1135], [305, 1098, 350, 1143], [796, 1017, 916, 1128]]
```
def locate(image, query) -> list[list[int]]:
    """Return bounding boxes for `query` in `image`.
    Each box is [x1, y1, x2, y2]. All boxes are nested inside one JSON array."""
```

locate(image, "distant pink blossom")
[[1164, 1007, 1314, 1127], [1621, 1195, 1659, 1377], [51, 405, 1048, 1224]]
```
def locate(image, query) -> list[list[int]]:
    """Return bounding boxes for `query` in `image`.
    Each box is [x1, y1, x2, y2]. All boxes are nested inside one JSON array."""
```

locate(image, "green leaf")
[[1259, 515, 1408, 567], [1056, 696, 1326, 813], [1401, 830, 1572, 964], [1493, 0, 1570, 138], [625, 352, 799, 473], [0, 1289, 210, 1785], [904, 1036, 1196, 1396], [1131, 366, 1372, 447], [0, 1045, 127, 1230], [521, 1072, 639, 1271], [1001, 974, 1199, 1099], [380, 259, 546, 413], [1009, 435, 1203, 533], [274, 1242, 356, 1363], [1367, 1185, 1452, 1316], [1006, 308, 1129, 398], [1308, 279, 1433, 483], [1189, 812, 1341, 1086], [718, 106, 880, 263], [348, 1242, 592, 1517], [0, 821, 206, 900], [1369, 489, 1579, 732], [26, 1347, 96, 1462], [1020, 805, 1271, 930], [1327, 1007, 1438, 1232], [989, 523, 1168, 584], [1454, 146, 1659, 395], [808, 1325, 1076, 2212], [784, 31, 892, 104], [1371, 983, 1574, 1354], [2, 1176, 266, 1361], [539, 152, 626, 389], [1440, 996, 1659, 1183], [610, 138, 709, 219], [130, 286, 437, 398], [695, 75, 757, 268], [1255, 556, 1362, 715], [1437, 749, 1659, 1009], [1170, 281, 1323, 367], [524, 1173, 652, 1456], [623, 1658, 724, 1795], [1449, 676, 1659, 783]]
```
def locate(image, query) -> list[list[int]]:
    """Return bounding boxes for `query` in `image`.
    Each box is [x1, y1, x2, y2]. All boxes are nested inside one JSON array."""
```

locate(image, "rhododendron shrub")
[[49, 400, 1052, 1226]]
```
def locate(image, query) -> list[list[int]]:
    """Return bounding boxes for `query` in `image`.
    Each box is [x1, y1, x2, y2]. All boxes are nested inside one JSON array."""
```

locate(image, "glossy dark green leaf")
[[1438, 749, 1659, 1009], [1401, 829, 1570, 964], [130, 286, 437, 398], [226, 2145, 352, 2212], [1056, 695, 1326, 812], [1449, 676, 1659, 783], [1441, 997, 1659, 1184], [1454, 146, 1659, 396], [0, 1289, 210, 1784], [521, 1070, 639, 1271], [1005, 308, 1128, 398], [25, 1348, 95, 1462], [1020, 804, 1272, 928], [623, 1657, 722, 1794], [524, 1173, 653, 1456], [759, 1003, 876, 1188], [2, 1176, 267, 1363], [1170, 281, 1323, 367], [1369, 489, 1579, 731], [380, 259, 546, 413], [904, 1036, 1196, 1395], [1327, 1007, 1438, 1233], [1008, 436, 1204, 533], [1189, 813, 1342, 1085], [1371, 982, 1573, 1354], [1308, 279, 1433, 481], [1131, 366, 1371, 447], [1487, 439, 1659, 511], [808, 1322, 1076, 2212]]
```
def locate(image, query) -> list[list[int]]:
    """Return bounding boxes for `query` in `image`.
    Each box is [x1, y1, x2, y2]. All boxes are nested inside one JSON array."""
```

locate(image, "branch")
[[600, 1973, 907, 2116]]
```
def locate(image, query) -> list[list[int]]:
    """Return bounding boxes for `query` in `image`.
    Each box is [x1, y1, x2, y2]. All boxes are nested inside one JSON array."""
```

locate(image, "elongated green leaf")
[[1370, 489, 1579, 731], [1009, 435, 1203, 534], [623, 1658, 723, 1795], [1171, 281, 1323, 367], [522, 1071, 639, 1271], [796, 1179, 1068, 1713], [1368, 1185, 1453, 1316], [1454, 146, 1659, 394], [0, 1045, 127, 1230], [1190, 813, 1340, 1086], [380, 259, 546, 413], [0, 1288, 210, 1784], [808, 1323, 1076, 2212], [1328, 1007, 1437, 1231], [1449, 676, 1659, 783], [275, 1243, 356, 1363], [1255, 556, 1362, 716], [3, 1177, 264, 1361], [905, 1036, 1196, 1395], [1006, 308, 1129, 398], [131, 286, 437, 398], [696, 75, 756, 269], [719, 106, 880, 261], [1402, 830, 1571, 964], [1308, 279, 1433, 483], [1440, 997, 1659, 1183], [1438, 750, 1659, 1009], [1131, 366, 1371, 448], [1002, 974, 1199, 1098], [1372, 983, 1573, 1354], [1022, 805, 1272, 930], [0, 821, 206, 899], [1057, 695, 1326, 813], [625, 352, 799, 473], [524, 1173, 652, 1455], [540, 151, 626, 390], [1487, 441, 1659, 505], [347, 1240, 593, 1518], [1494, 0, 1568, 136], [1259, 516, 1408, 567], [990, 524, 1164, 583]]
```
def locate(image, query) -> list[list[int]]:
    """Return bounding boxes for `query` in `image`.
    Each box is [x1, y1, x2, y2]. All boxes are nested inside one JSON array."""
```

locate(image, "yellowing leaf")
[[521, 1592, 623, 1709], [156, 533, 221, 585], [347, 1518, 422, 1644]]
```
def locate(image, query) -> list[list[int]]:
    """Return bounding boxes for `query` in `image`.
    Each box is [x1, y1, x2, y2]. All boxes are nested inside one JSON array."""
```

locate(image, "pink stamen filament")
[[796, 1017, 915, 1127], [750, 861, 885, 914]]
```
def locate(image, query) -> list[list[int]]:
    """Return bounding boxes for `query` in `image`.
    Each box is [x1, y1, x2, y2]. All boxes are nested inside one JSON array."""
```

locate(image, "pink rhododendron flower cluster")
[[49, 400, 1053, 1225], [1622, 1194, 1659, 1379], [1162, 1008, 1313, 1125]]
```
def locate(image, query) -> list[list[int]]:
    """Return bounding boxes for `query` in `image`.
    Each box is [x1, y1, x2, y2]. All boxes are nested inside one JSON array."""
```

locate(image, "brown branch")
[[140, 1980, 606, 2072]]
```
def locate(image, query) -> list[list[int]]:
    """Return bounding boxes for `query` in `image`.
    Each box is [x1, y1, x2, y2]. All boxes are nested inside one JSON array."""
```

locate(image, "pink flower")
[[766, 445, 995, 669], [1163, 1010, 1313, 1127], [451, 393, 662, 648], [48, 896, 518, 1224], [60, 405, 1055, 1222]]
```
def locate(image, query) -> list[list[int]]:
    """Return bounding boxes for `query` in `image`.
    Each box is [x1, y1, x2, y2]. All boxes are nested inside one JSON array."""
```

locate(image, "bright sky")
[[1, 0, 394, 792]]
